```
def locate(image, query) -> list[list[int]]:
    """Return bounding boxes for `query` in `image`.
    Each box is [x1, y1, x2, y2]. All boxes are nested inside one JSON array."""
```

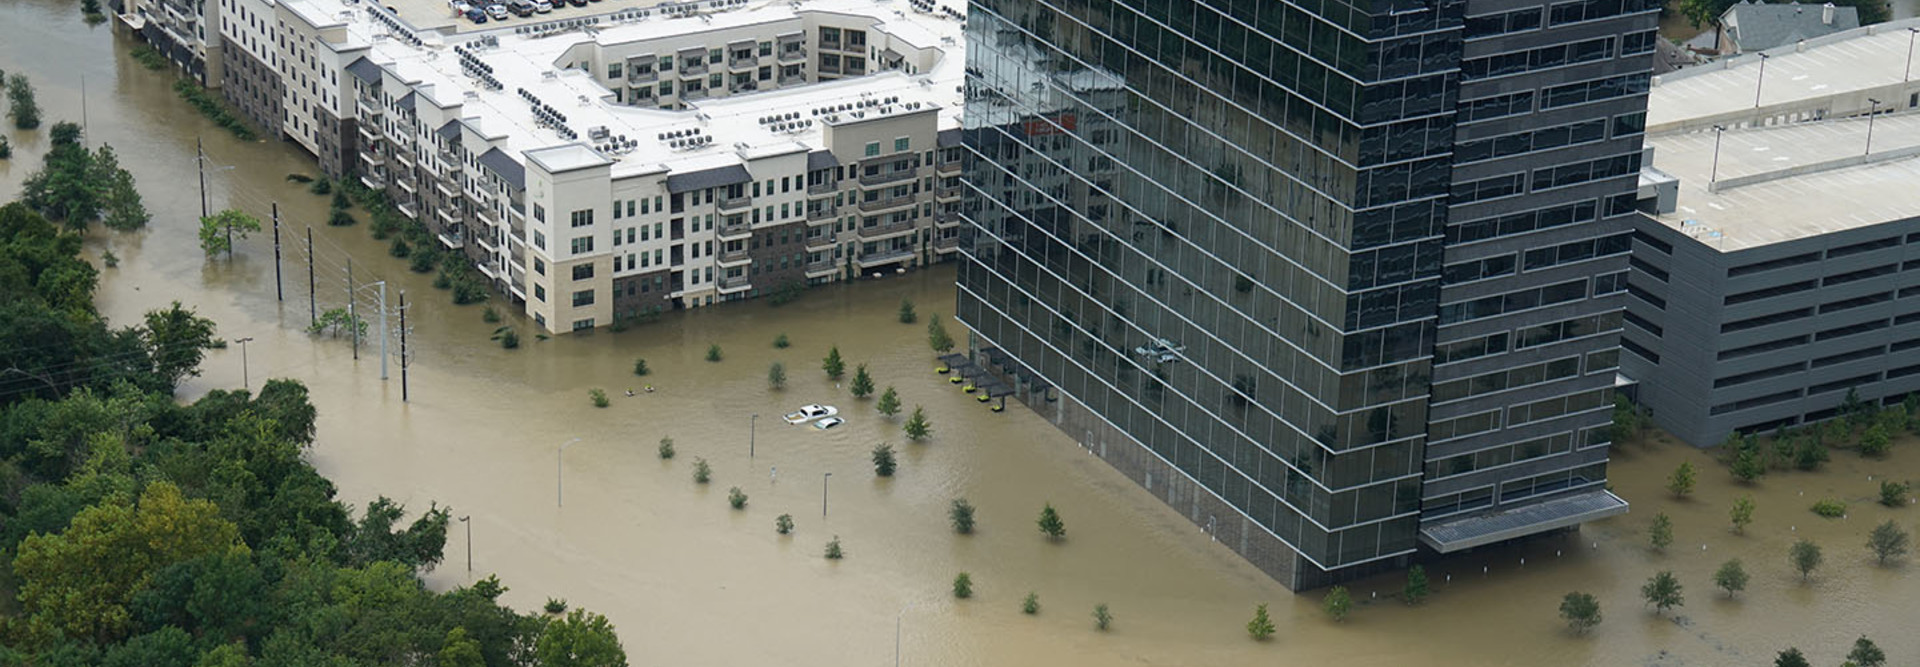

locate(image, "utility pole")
[[1709, 125, 1726, 188], [272, 203, 284, 301], [458, 515, 472, 573], [399, 290, 410, 402], [377, 281, 389, 380], [307, 227, 317, 326], [750, 413, 757, 458], [822, 471, 832, 517], [198, 137, 209, 220], [347, 259, 358, 360], [235, 337, 254, 391], [1865, 98, 1882, 156], [1752, 52, 1770, 109]]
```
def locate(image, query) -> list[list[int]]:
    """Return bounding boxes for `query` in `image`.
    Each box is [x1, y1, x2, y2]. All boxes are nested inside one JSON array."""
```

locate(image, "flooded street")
[[4, 2, 1918, 664]]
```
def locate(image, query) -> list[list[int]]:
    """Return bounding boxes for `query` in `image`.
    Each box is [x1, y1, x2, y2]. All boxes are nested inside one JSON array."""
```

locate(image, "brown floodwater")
[[4, 4, 1917, 664]]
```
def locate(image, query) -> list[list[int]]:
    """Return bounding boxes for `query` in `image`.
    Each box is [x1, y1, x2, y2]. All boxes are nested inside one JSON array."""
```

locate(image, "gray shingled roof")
[[1418, 489, 1628, 552], [1722, 1, 1859, 52], [346, 57, 383, 84], [665, 164, 751, 193], [396, 92, 416, 110], [477, 148, 524, 190], [435, 121, 463, 142], [806, 149, 838, 171], [937, 128, 962, 148]]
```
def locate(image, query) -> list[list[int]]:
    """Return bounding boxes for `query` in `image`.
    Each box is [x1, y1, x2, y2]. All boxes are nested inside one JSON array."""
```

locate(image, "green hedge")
[[172, 79, 256, 141]]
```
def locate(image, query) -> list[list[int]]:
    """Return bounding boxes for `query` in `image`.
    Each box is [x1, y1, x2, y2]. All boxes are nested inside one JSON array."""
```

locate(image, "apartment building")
[[216, 0, 285, 133], [957, 0, 1655, 590], [1624, 20, 1920, 447], [118, 0, 224, 84], [270, 0, 964, 333]]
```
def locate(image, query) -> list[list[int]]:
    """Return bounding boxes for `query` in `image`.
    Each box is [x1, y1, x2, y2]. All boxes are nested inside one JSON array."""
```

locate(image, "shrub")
[[1092, 603, 1112, 631], [1037, 503, 1066, 539], [657, 437, 675, 459], [898, 298, 917, 323], [1641, 571, 1683, 615], [706, 343, 723, 362], [589, 388, 609, 408], [692, 458, 711, 484], [877, 387, 901, 417], [1789, 538, 1823, 580], [1403, 565, 1429, 605], [728, 486, 748, 510], [1867, 519, 1910, 565], [129, 44, 168, 70], [633, 358, 650, 376], [949, 499, 976, 534], [409, 251, 436, 273], [768, 362, 786, 390], [904, 406, 931, 441], [1713, 559, 1748, 598], [171, 80, 253, 140], [543, 598, 567, 614], [310, 178, 333, 195], [1731, 496, 1756, 534], [1880, 480, 1910, 507], [493, 326, 519, 349], [433, 271, 453, 290], [8, 76, 43, 130], [1559, 592, 1601, 634], [1667, 461, 1696, 497], [871, 443, 897, 477], [773, 333, 790, 348], [1811, 498, 1846, 518], [388, 238, 410, 257], [100, 250, 118, 268], [952, 572, 973, 599], [1322, 586, 1352, 622], [1649, 512, 1674, 551], [775, 514, 794, 535], [1859, 424, 1892, 457], [1021, 592, 1040, 615], [824, 536, 844, 559], [1247, 603, 1275, 640]]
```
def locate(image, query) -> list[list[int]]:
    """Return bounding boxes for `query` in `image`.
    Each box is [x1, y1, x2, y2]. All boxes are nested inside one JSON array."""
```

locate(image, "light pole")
[[1865, 98, 1882, 156], [1752, 52, 1770, 109], [234, 336, 254, 391], [556, 437, 583, 507], [895, 600, 918, 667], [1709, 125, 1727, 187], [1906, 27, 1917, 82], [822, 471, 832, 517], [458, 515, 471, 573], [749, 413, 757, 458]]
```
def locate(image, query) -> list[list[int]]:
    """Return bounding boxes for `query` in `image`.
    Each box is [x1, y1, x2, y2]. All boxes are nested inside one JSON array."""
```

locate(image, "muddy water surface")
[[4, 4, 1917, 664]]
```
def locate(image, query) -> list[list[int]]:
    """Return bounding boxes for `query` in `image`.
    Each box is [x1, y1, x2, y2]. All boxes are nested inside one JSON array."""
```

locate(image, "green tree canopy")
[[536, 609, 629, 667]]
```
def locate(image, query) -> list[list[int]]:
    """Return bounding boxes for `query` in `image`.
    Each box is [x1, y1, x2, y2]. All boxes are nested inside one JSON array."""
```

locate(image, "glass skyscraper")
[[957, 0, 1654, 588]]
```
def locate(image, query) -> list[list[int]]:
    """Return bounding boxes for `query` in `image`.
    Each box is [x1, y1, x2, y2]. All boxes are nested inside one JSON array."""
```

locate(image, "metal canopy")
[[1419, 489, 1629, 553]]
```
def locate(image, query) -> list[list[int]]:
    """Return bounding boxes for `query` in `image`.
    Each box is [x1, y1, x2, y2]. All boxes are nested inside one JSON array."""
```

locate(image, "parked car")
[[507, 0, 534, 16], [813, 417, 846, 430], [531, 0, 551, 12], [463, 6, 487, 22], [566, 0, 587, 7], [484, 3, 508, 19], [784, 404, 838, 424]]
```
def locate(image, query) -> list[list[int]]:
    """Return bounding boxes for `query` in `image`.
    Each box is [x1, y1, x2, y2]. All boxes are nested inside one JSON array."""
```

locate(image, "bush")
[[493, 326, 519, 349], [1731, 496, 1756, 534], [952, 572, 973, 599], [1037, 503, 1065, 539], [129, 44, 168, 70], [1559, 592, 1601, 634], [482, 305, 501, 323], [1403, 565, 1429, 605], [692, 458, 711, 484], [589, 388, 609, 408], [433, 271, 453, 290], [898, 298, 917, 323], [310, 178, 333, 195], [1667, 461, 1696, 497], [773, 333, 790, 348], [171, 80, 253, 140], [1247, 603, 1275, 640], [728, 486, 748, 510], [388, 238, 410, 257], [1880, 480, 1910, 507], [824, 535, 844, 559], [1649, 512, 1674, 551], [8, 76, 42, 130], [100, 249, 118, 268], [1811, 498, 1847, 518], [1092, 603, 1112, 631], [1322, 586, 1352, 622], [775, 514, 794, 535], [657, 437, 675, 459], [1867, 519, 1910, 565], [904, 405, 931, 441], [706, 343, 723, 362], [1021, 592, 1040, 615], [766, 280, 805, 306], [877, 387, 901, 417], [1860, 424, 1892, 457], [409, 251, 437, 273], [633, 358, 651, 376], [543, 598, 567, 614], [950, 499, 976, 534], [768, 362, 786, 389]]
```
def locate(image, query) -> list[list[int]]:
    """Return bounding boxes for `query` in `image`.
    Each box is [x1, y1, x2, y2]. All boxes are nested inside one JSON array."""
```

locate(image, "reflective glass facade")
[[957, 0, 1655, 587]]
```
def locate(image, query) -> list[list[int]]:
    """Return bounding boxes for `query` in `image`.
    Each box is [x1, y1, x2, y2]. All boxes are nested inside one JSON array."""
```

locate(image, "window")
[[572, 264, 594, 281], [534, 231, 547, 250], [572, 289, 595, 307], [533, 204, 546, 222], [535, 258, 546, 275], [571, 236, 594, 254], [572, 319, 595, 331], [865, 141, 880, 157], [608, 62, 622, 79], [894, 137, 910, 152], [535, 284, 546, 301]]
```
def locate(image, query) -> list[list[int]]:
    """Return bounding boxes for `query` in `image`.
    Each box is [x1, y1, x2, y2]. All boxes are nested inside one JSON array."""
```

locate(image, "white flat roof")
[[1647, 18, 1920, 130], [293, 0, 965, 180]]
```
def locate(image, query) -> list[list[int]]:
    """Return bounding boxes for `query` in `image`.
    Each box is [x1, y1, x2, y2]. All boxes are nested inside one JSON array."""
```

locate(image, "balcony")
[[819, 39, 841, 52], [728, 55, 758, 69], [933, 235, 960, 252], [359, 149, 385, 168], [719, 274, 751, 291], [859, 218, 917, 239], [397, 178, 417, 194], [358, 121, 382, 144], [778, 72, 806, 87], [858, 169, 915, 187], [777, 47, 807, 63], [359, 172, 386, 190], [437, 229, 464, 250], [475, 231, 499, 254], [805, 232, 837, 249], [396, 201, 418, 219], [807, 205, 838, 221], [436, 150, 458, 172], [681, 61, 709, 75], [435, 178, 458, 201], [934, 211, 963, 227], [856, 247, 914, 267], [393, 149, 416, 169], [936, 184, 960, 200], [718, 247, 750, 265], [857, 195, 916, 213], [806, 257, 837, 276], [477, 259, 502, 280], [358, 98, 383, 119], [682, 86, 710, 100], [717, 194, 753, 213], [937, 160, 960, 175], [728, 81, 759, 94], [627, 69, 659, 84], [717, 218, 752, 239], [807, 180, 838, 195], [436, 207, 458, 226]]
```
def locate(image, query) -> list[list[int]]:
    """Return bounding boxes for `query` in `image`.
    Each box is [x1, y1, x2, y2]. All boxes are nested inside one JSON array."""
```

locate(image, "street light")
[[556, 437, 583, 507], [1709, 125, 1727, 188], [1865, 98, 1882, 156], [749, 413, 757, 459], [1753, 52, 1770, 109], [458, 515, 472, 573], [1905, 27, 1918, 82], [822, 471, 833, 517], [234, 336, 255, 391]]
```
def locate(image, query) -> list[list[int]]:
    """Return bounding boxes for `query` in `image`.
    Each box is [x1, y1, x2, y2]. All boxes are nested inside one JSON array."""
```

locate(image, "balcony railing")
[[682, 86, 710, 100], [857, 247, 914, 266], [717, 219, 752, 238], [728, 55, 758, 69], [857, 195, 916, 213], [935, 211, 962, 227], [396, 201, 418, 219], [858, 169, 915, 187], [627, 69, 659, 84], [777, 47, 807, 63], [718, 247, 750, 264], [717, 194, 753, 212], [933, 236, 960, 251], [358, 99, 384, 120], [937, 160, 960, 174], [728, 81, 759, 94], [437, 229, 464, 249], [936, 185, 960, 199], [805, 233, 837, 249], [807, 180, 838, 195], [681, 61, 709, 75], [806, 258, 837, 275], [359, 150, 385, 167], [806, 205, 837, 221], [719, 274, 751, 290], [859, 219, 917, 238]]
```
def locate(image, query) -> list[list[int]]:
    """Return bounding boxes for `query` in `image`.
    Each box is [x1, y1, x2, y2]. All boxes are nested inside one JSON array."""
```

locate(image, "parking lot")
[[383, 0, 684, 33]]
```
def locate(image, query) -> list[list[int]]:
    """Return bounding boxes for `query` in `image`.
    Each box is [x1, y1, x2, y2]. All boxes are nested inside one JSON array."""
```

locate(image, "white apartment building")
[[271, 0, 966, 333]]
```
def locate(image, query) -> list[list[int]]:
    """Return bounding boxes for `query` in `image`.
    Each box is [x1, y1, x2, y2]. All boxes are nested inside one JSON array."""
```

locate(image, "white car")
[[532, 0, 551, 11], [484, 3, 508, 19], [784, 404, 838, 424], [813, 416, 846, 430]]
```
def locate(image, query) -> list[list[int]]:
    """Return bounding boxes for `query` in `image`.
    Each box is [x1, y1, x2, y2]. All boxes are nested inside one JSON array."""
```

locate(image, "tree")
[[8, 74, 40, 129], [1847, 636, 1887, 667], [727, 486, 748, 509], [692, 458, 711, 484], [775, 514, 794, 535], [141, 301, 218, 394], [438, 627, 486, 667], [949, 498, 976, 534], [1866, 520, 1910, 565], [952, 572, 973, 599], [1641, 571, 1683, 615], [1880, 481, 1910, 507], [1037, 503, 1066, 539], [1021, 592, 1040, 615], [1092, 603, 1112, 630], [1789, 538, 1823, 581], [1731, 446, 1766, 483], [1731, 496, 1756, 534], [93, 144, 150, 231], [342, 496, 450, 571], [1713, 558, 1748, 598], [1322, 586, 1352, 622], [21, 123, 105, 226], [198, 209, 262, 259], [1649, 512, 1674, 551], [1559, 592, 1601, 634], [876, 386, 901, 417], [871, 443, 897, 477], [705, 343, 722, 362], [904, 405, 932, 441], [898, 297, 917, 323], [632, 358, 650, 376], [1246, 603, 1276, 640], [767, 362, 786, 389], [850, 363, 875, 398], [588, 388, 609, 408], [1775, 647, 1810, 667], [823, 345, 845, 379], [657, 437, 675, 459], [1860, 423, 1892, 457], [1667, 461, 1696, 497], [1403, 565, 1429, 605], [824, 535, 844, 559], [927, 313, 954, 353], [535, 609, 628, 667]]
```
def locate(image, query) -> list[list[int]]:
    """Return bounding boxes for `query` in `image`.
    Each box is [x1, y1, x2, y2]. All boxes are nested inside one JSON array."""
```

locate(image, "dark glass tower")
[[957, 0, 1653, 588]]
